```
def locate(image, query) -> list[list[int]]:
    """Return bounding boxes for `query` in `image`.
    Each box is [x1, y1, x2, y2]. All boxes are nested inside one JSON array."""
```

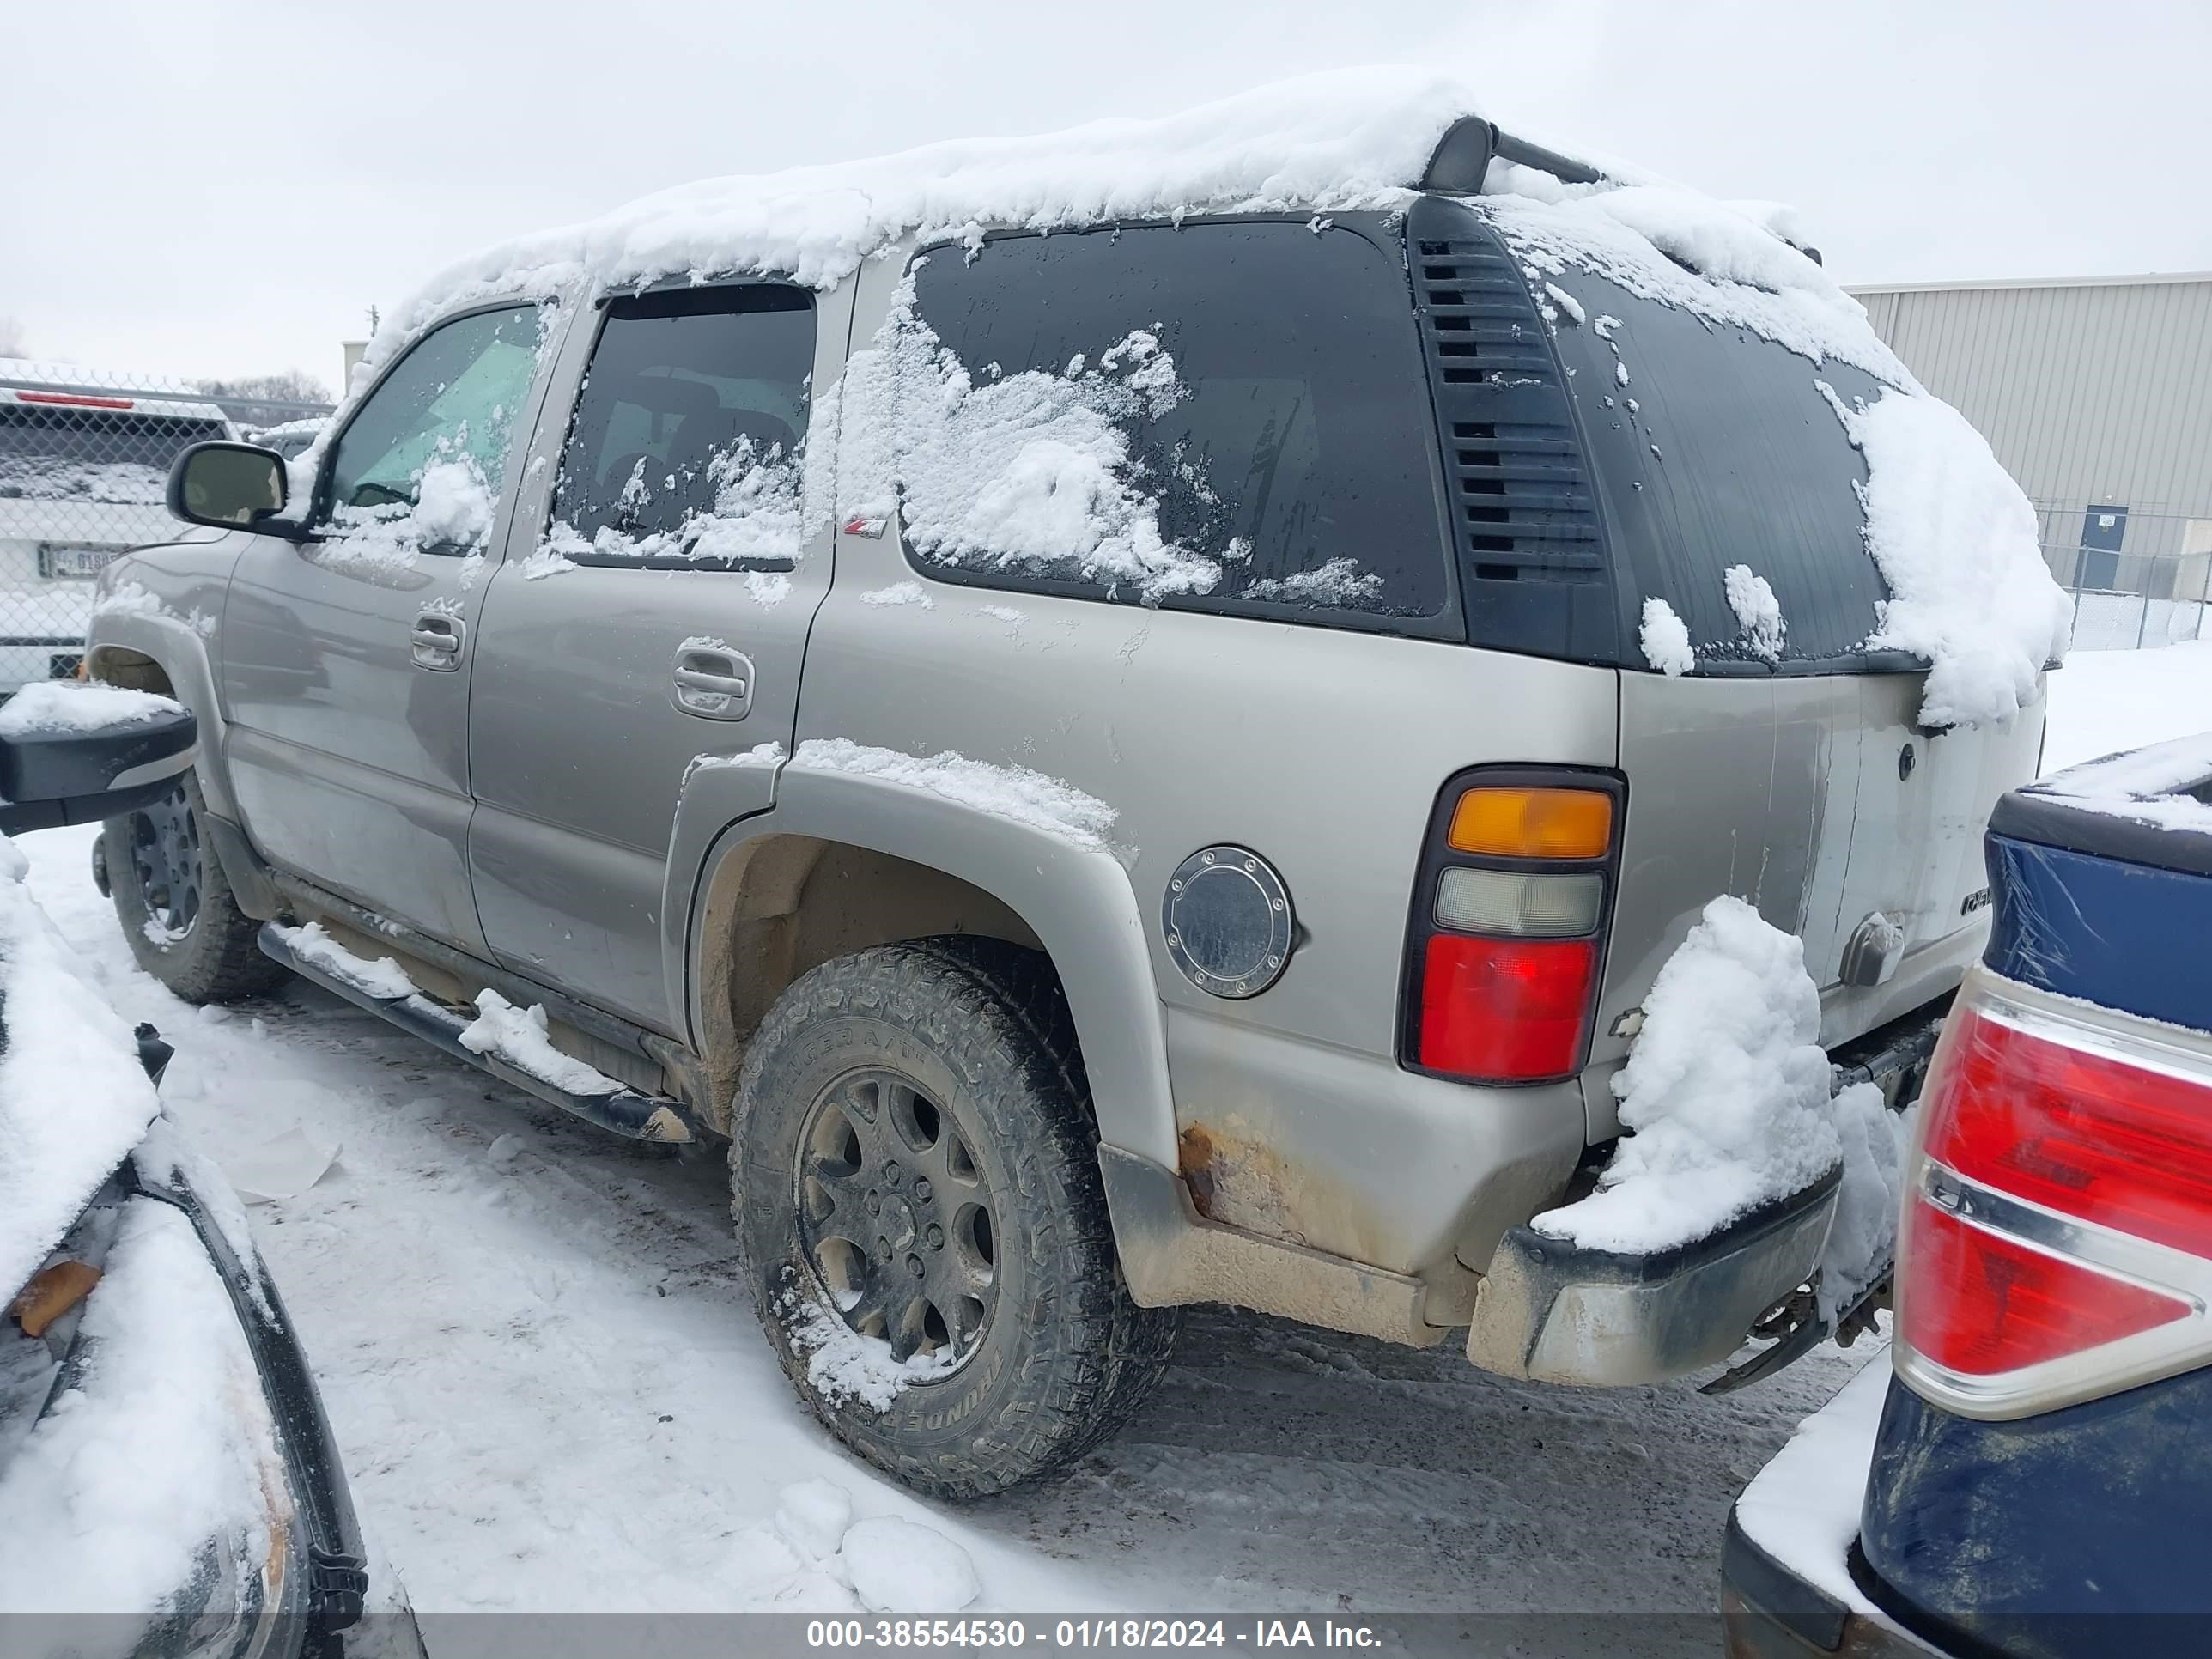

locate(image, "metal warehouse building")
[[1849, 272, 2212, 649]]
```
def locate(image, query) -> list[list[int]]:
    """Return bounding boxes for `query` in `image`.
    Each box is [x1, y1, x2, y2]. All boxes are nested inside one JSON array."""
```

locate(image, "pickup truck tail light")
[[1401, 771, 1622, 1085], [1895, 981, 2212, 1419]]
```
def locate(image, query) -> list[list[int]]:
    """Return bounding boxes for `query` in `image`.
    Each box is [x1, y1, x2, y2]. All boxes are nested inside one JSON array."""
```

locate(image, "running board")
[[257, 922, 702, 1145]]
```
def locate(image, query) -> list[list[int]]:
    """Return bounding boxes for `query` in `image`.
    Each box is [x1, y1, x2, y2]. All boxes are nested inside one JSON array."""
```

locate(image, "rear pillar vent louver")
[[1408, 198, 1601, 591]]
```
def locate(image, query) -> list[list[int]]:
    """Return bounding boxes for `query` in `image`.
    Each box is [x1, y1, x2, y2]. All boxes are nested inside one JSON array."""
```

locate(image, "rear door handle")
[[672, 644, 754, 720], [410, 611, 466, 671]]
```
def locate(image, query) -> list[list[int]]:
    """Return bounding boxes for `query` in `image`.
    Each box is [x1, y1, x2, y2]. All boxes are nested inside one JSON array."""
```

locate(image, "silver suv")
[[83, 107, 2043, 1498]]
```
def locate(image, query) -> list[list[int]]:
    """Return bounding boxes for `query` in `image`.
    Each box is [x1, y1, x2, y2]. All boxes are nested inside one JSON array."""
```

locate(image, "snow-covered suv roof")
[[366, 69, 1899, 381]]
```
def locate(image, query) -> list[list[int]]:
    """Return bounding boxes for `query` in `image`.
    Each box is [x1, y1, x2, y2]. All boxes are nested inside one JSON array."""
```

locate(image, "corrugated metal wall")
[[1852, 276, 2212, 564]]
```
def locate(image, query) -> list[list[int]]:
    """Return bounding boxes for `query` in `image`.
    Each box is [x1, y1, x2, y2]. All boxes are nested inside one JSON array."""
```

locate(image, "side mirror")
[[0, 685, 198, 835], [167, 441, 311, 541]]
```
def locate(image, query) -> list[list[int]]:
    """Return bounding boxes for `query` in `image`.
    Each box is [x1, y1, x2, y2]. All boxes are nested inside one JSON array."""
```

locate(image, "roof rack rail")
[[1421, 116, 1606, 194]]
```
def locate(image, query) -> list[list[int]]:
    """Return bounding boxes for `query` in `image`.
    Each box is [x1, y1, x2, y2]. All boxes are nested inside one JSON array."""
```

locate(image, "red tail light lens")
[[1924, 1006, 2212, 1261], [1899, 1196, 2190, 1376], [1418, 935, 1597, 1081], [1896, 984, 2212, 1418]]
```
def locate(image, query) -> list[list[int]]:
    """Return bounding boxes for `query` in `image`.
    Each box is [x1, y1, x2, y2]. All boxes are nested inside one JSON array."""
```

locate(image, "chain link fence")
[[0, 361, 331, 693], [2034, 504, 2211, 653]]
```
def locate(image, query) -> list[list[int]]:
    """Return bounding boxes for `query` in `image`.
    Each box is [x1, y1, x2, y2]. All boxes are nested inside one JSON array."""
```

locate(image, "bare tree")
[[0, 317, 26, 359], [200, 369, 334, 406]]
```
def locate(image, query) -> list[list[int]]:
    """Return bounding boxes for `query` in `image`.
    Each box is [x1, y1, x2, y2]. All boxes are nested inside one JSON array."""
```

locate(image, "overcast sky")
[[10, 0, 2209, 389]]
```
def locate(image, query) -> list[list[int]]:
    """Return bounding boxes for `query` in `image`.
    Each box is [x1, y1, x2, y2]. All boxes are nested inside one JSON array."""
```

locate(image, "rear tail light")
[[1895, 982, 2212, 1419], [1402, 771, 1621, 1085]]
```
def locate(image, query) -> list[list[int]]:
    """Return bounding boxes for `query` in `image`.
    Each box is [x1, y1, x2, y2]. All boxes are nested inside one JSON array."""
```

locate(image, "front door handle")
[[672, 643, 755, 720], [410, 611, 465, 671]]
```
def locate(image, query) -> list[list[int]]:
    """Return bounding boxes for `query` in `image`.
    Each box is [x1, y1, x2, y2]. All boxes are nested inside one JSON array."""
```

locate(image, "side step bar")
[[257, 922, 703, 1145]]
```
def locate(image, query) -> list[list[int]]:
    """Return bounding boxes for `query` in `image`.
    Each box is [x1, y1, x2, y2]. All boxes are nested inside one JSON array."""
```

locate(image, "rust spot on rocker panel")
[[1177, 1121, 1314, 1248]]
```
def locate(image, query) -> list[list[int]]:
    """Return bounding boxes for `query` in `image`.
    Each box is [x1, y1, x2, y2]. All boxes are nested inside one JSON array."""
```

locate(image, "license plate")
[[39, 544, 123, 579]]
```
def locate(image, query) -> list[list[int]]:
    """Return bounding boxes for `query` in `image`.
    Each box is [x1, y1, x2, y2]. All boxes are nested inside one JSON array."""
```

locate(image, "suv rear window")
[[1538, 259, 1895, 667], [898, 220, 1457, 630], [0, 404, 228, 506]]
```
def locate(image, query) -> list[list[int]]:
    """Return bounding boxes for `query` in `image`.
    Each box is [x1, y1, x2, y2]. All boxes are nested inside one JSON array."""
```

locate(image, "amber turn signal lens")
[[1447, 787, 1612, 860]]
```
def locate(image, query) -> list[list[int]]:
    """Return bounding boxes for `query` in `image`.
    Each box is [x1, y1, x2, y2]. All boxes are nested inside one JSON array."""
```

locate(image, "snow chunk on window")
[[456, 991, 622, 1097], [860, 581, 935, 609], [1723, 564, 1786, 660], [1533, 896, 1846, 1255], [1638, 597, 1694, 676], [1242, 556, 1385, 606], [322, 451, 499, 570], [792, 738, 1115, 852], [0, 680, 181, 737], [1542, 283, 1584, 325], [1818, 383, 2073, 727], [838, 282, 1221, 605], [1479, 190, 1911, 385]]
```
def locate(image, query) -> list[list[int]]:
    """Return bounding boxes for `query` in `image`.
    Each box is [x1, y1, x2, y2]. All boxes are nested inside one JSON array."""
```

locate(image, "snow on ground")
[[20, 826, 1861, 1650], [2042, 638, 2212, 772]]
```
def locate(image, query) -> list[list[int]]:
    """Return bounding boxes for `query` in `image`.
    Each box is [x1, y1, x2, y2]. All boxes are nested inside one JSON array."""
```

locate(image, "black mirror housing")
[[167, 441, 311, 540], [0, 702, 198, 834]]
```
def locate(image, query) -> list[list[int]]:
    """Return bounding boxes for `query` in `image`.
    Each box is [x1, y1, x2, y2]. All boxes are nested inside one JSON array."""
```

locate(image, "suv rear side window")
[[1540, 261, 1895, 666], [895, 221, 1455, 629], [546, 285, 816, 570]]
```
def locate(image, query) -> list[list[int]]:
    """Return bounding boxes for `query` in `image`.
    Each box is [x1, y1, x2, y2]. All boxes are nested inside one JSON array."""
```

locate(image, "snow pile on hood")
[[0, 681, 181, 738], [357, 67, 1492, 384], [0, 845, 161, 1299], [1534, 896, 1906, 1317], [0, 1200, 277, 1618], [791, 739, 1117, 853], [1818, 384, 2072, 728]]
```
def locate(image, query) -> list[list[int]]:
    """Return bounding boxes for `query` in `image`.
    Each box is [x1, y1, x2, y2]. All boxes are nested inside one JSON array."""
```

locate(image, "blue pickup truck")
[[1722, 732, 2212, 1658]]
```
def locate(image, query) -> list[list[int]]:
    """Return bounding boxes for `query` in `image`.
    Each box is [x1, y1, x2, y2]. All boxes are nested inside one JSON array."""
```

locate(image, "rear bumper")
[[1723, 1516, 1948, 1659], [1467, 1000, 1944, 1387], [1468, 1166, 1841, 1384]]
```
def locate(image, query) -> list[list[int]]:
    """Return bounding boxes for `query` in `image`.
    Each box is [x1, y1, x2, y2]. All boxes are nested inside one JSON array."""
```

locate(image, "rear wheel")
[[105, 771, 286, 1003], [732, 939, 1177, 1499]]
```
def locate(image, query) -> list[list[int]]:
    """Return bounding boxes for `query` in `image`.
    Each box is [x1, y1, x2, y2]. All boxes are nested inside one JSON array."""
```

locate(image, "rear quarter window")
[[1539, 262, 1895, 667], [895, 219, 1459, 634]]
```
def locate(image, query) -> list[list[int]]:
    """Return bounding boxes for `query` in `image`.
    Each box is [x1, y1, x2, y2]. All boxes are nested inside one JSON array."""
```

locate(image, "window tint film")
[[898, 222, 1454, 625], [1541, 261, 1894, 666], [323, 306, 542, 556], [548, 286, 815, 569]]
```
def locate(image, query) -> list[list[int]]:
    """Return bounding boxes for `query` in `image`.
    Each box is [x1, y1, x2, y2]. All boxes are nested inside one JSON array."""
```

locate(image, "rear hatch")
[[1403, 198, 2045, 1091]]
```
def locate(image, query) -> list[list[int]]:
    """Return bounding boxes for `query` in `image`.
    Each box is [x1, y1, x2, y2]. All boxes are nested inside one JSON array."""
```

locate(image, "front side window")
[[319, 306, 543, 561], [544, 286, 816, 571], [871, 221, 1454, 625]]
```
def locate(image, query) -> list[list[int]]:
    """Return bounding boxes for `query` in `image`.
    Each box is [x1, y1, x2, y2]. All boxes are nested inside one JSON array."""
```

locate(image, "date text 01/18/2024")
[[805, 1620, 1386, 1650]]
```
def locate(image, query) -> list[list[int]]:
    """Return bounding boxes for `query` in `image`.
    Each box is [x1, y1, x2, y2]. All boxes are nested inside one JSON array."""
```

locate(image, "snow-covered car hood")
[[0, 835, 161, 1302]]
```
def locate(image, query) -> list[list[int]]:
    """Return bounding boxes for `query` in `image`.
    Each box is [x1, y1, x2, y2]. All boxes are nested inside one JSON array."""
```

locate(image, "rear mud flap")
[[1467, 1165, 1842, 1386]]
